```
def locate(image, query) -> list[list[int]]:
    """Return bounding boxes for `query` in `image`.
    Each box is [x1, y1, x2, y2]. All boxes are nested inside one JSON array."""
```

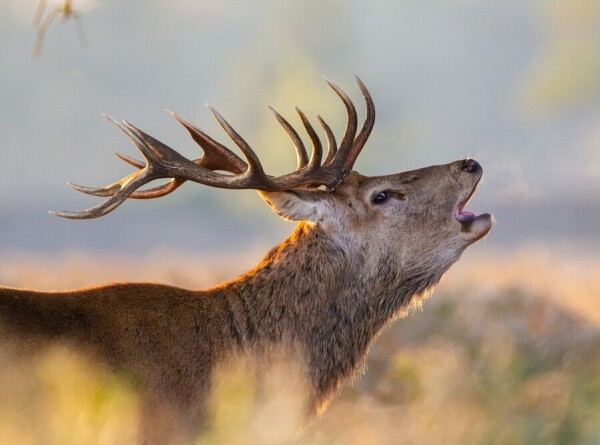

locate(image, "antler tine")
[[316, 115, 337, 166], [346, 76, 376, 170], [167, 110, 246, 174], [323, 79, 357, 172], [128, 179, 184, 199], [106, 116, 173, 168], [102, 114, 151, 163], [121, 120, 197, 168], [51, 171, 157, 219], [116, 151, 145, 169], [295, 107, 322, 170], [71, 152, 180, 199], [64, 148, 143, 198], [67, 180, 123, 197], [206, 105, 267, 179], [104, 115, 194, 174], [268, 106, 309, 169], [62, 116, 155, 200]]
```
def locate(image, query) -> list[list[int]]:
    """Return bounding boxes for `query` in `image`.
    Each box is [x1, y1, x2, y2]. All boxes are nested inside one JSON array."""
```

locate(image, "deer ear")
[[258, 190, 330, 222]]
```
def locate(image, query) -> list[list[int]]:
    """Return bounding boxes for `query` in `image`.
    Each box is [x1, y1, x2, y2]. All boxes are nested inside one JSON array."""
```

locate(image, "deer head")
[[258, 165, 489, 321]]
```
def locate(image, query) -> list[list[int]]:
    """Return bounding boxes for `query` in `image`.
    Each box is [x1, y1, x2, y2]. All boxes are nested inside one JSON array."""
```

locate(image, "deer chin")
[[458, 211, 493, 242]]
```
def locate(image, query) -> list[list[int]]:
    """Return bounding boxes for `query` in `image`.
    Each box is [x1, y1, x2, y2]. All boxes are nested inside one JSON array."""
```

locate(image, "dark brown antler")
[[51, 77, 375, 219]]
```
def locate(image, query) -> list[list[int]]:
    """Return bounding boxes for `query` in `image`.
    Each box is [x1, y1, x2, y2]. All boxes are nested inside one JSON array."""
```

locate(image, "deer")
[[0, 78, 492, 443]]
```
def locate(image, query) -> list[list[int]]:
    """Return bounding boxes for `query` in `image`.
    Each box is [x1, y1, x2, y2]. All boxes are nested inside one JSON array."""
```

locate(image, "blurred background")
[[0, 0, 599, 444]]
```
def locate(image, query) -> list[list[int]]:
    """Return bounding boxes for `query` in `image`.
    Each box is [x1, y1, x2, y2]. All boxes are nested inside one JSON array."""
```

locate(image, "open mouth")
[[453, 160, 493, 241], [455, 191, 484, 222], [454, 181, 479, 223], [455, 205, 477, 223], [454, 179, 486, 224]]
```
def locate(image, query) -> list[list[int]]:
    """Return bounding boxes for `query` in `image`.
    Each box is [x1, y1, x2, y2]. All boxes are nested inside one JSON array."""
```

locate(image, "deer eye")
[[372, 191, 389, 204]]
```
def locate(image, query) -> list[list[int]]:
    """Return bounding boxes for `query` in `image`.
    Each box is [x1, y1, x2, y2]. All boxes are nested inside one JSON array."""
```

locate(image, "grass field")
[[0, 246, 599, 444]]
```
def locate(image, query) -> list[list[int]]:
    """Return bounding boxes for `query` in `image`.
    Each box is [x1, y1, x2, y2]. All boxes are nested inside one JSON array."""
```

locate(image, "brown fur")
[[0, 161, 492, 442]]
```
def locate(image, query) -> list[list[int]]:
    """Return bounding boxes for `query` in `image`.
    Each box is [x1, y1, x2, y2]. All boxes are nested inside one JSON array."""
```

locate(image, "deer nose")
[[461, 159, 481, 174]]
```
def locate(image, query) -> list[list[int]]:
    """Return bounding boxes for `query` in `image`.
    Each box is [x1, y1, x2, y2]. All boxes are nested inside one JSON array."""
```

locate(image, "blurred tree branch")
[[33, 0, 88, 56]]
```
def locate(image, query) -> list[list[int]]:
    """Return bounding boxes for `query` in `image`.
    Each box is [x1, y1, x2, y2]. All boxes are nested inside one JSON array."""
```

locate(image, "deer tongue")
[[455, 208, 476, 222]]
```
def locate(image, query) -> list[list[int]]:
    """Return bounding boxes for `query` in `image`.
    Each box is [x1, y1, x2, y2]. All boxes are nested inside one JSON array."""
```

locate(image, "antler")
[[51, 77, 375, 219]]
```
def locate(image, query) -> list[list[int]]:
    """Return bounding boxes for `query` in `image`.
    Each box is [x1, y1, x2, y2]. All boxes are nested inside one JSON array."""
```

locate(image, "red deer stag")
[[0, 78, 492, 442]]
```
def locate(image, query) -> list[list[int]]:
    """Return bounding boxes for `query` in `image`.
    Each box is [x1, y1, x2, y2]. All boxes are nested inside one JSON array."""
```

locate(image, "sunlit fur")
[[0, 159, 491, 443]]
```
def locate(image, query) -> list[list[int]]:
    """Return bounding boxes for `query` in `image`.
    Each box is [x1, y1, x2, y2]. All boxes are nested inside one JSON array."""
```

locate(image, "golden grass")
[[440, 245, 600, 326]]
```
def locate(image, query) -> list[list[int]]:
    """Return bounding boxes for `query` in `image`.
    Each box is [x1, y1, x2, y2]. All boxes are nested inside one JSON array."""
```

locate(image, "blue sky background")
[[1, 0, 599, 255]]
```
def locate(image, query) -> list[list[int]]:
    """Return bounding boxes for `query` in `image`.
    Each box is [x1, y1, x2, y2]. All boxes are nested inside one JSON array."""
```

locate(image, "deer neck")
[[220, 221, 445, 408], [232, 222, 443, 332]]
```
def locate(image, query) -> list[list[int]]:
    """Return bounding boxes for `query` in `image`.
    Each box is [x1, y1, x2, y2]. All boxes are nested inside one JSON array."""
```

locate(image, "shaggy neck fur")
[[218, 221, 452, 410]]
